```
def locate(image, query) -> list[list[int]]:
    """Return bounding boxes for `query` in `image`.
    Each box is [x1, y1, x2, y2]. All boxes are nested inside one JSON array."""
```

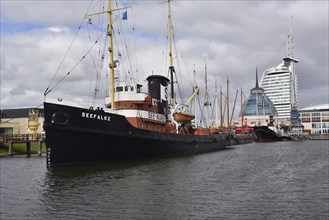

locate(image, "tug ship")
[[43, 0, 231, 166]]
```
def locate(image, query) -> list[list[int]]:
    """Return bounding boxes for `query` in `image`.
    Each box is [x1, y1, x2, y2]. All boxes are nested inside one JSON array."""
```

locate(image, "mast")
[[230, 89, 238, 126], [193, 65, 198, 127], [168, 0, 175, 107], [241, 87, 244, 127], [214, 78, 219, 127], [108, 0, 115, 110], [226, 77, 230, 129], [83, 1, 131, 110], [220, 86, 223, 127], [203, 64, 211, 127]]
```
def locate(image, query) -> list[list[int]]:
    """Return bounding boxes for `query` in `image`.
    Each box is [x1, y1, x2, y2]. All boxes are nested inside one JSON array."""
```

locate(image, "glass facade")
[[242, 89, 278, 117]]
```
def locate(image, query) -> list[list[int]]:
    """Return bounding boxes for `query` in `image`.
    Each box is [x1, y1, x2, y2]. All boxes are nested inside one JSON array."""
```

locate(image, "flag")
[[122, 11, 127, 20]]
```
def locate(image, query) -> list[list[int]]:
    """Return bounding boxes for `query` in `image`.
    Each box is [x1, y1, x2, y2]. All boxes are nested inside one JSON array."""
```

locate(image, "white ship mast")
[[203, 64, 211, 127]]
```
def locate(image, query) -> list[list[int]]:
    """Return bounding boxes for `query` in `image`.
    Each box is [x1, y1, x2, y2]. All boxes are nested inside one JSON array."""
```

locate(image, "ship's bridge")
[[105, 82, 148, 104]]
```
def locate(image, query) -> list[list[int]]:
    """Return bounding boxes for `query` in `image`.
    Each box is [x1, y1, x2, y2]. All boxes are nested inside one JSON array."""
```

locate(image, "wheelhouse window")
[[116, 87, 123, 92], [137, 84, 142, 93]]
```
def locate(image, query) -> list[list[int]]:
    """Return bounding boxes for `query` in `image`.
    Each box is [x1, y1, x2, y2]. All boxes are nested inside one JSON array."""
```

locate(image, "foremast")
[[94, 0, 127, 110], [108, 0, 115, 110], [87, 0, 117, 110], [167, 0, 175, 107]]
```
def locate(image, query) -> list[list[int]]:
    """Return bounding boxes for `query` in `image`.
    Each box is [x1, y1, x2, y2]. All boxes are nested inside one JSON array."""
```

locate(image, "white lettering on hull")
[[82, 112, 111, 122], [148, 112, 166, 122]]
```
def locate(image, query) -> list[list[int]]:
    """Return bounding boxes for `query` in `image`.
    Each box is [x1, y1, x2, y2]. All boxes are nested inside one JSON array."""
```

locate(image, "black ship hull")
[[253, 126, 292, 142], [44, 102, 231, 166]]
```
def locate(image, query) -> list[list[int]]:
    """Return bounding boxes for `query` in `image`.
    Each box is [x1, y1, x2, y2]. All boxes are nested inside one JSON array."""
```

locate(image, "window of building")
[[312, 129, 321, 134], [312, 123, 321, 128], [0, 127, 13, 135], [322, 122, 329, 128], [312, 117, 321, 121]]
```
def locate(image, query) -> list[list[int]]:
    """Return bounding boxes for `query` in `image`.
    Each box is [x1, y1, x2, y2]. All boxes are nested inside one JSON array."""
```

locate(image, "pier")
[[0, 134, 45, 156]]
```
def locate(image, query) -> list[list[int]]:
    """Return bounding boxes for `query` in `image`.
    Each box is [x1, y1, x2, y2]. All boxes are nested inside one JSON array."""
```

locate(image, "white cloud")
[[0, 0, 328, 112]]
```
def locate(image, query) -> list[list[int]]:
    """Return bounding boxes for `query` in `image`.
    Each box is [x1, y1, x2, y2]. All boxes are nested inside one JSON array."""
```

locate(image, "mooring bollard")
[[26, 142, 31, 157], [38, 140, 43, 156], [8, 141, 13, 156]]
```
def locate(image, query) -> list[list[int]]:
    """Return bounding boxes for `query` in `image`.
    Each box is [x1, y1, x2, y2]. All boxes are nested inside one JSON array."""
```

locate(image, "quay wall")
[[310, 134, 329, 140]]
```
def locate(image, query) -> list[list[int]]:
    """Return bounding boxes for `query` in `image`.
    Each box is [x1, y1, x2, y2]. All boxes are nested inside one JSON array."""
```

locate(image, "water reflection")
[[1, 141, 328, 220]]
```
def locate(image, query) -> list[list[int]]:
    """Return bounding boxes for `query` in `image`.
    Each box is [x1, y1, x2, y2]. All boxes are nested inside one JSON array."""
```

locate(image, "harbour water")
[[1, 141, 328, 220]]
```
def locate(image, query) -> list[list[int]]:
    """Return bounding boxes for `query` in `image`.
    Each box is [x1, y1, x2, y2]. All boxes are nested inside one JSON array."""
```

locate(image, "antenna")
[[288, 16, 299, 110], [288, 16, 294, 58], [205, 63, 208, 91], [256, 66, 259, 88]]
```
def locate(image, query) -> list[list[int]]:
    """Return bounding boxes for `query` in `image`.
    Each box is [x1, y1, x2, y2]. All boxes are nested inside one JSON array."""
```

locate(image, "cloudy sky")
[[1, 0, 328, 116]]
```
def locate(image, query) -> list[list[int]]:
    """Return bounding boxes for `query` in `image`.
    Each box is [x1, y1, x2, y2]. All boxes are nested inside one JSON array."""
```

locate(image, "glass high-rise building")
[[260, 57, 299, 124], [260, 19, 299, 124]]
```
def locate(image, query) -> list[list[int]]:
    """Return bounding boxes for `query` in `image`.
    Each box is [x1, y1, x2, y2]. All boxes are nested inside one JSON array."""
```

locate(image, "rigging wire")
[[266, 37, 287, 69], [166, 3, 196, 105], [171, 12, 194, 86], [90, 1, 107, 106], [88, 2, 110, 102], [44, 1, 94, 96], [98, 33, 110, 96], [85, 21, 102, 106], [197, 94, 207, 128], [131, 6, 139, 80], [114, 1, 134, 82], [44, 33, 104, 96]]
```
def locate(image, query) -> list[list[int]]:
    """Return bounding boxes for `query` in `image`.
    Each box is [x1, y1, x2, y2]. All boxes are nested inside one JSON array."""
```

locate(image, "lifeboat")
[[173, 112, 195, 123]]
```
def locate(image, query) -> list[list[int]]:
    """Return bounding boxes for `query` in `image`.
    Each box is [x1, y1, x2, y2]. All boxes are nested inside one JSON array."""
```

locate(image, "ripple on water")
[[1, 141, 328, 219]]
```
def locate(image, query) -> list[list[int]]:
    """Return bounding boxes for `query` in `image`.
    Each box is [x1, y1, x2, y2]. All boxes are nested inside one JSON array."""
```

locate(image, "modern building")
[[0, 108, 44, 135], [239, 72, 278, 127], [260, 56, 299, 124], [260, 19, 299, 125], [299, 104, 329, 134]]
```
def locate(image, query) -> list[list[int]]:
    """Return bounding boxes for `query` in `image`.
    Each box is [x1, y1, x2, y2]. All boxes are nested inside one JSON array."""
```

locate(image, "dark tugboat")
[[253, 126, 292, 142], [43, 0, 231, 166]]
